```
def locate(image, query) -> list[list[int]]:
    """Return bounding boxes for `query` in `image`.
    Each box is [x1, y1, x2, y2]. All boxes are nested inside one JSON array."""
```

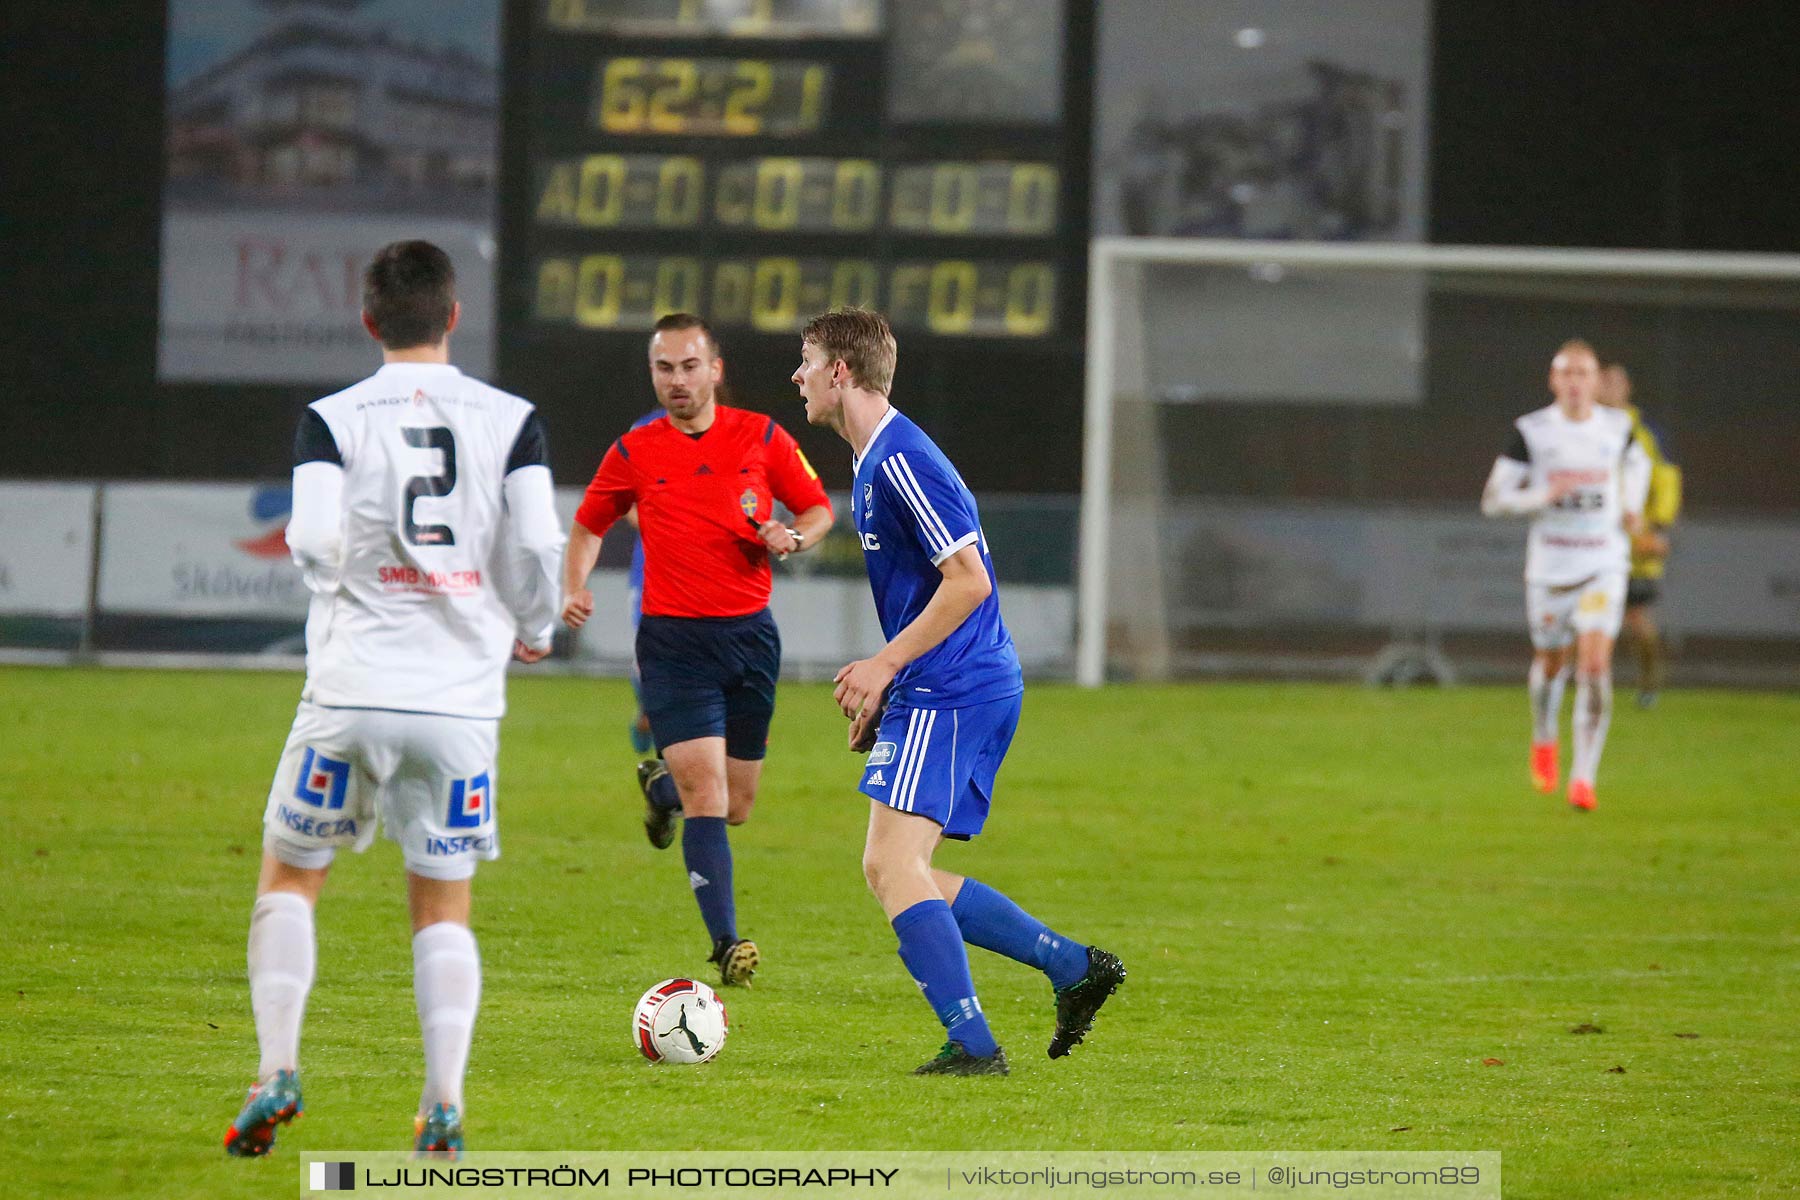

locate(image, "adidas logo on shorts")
[[867, 770, 886, 786]]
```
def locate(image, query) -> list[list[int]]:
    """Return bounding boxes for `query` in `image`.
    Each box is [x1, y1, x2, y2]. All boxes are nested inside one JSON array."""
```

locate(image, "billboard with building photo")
[[159, 0, 500, 383]]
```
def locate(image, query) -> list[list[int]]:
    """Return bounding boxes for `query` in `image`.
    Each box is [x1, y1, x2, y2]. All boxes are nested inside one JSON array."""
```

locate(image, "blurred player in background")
[[1482, 339, 1650, 811], [797, 308, 1124, 1076], [562, 314, 832, 986], [1598, 362, 1683, 708], [226, 241, 564, 1159]]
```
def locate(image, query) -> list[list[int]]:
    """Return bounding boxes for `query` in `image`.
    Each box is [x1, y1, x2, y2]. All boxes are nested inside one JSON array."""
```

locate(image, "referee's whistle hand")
[[755, 519, 799, 556], [561, 589, 595, 629]]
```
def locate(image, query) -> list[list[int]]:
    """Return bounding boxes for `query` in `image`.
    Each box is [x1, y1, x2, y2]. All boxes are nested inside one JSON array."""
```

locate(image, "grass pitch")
[[1, 666, 1795, 1199]]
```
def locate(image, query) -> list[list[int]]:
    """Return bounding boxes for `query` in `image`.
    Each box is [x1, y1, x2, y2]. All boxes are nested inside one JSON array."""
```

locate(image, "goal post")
[[1077, 238, 1800, 687]]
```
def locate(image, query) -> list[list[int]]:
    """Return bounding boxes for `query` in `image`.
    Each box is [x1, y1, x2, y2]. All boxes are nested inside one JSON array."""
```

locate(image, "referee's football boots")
[[223, 1069, 303, 1157], [1048, 947, 1127, 1059], [709, 936, 759, 987], [913, 1042, 1010, 1076], [636, 758, 680, 850]]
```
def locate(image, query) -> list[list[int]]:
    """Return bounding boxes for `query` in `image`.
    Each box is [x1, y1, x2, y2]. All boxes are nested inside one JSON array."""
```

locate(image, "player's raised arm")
[[498, 410, 564, 653]]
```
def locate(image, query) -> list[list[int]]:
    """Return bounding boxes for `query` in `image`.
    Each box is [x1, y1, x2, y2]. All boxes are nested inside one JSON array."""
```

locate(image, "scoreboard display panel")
[[500, 0, 1090, 492], [512, 0, 1075, 341]]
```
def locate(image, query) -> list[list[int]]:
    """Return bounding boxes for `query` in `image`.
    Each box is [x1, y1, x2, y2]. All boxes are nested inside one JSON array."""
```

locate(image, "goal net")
[[1077, 239, 1800, 686]]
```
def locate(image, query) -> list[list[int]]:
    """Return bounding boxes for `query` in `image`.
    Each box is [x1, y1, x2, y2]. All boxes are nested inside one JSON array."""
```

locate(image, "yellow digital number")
[[750, 257, 801, 331], [829, 260, 878, 310], [536, 162, 577, 223], [656, 156, 703, 227], [833, 161, 879, 231], [796, 64, 828, 132], [574, 254, 624, 328], [647, 59, 696, 134], [654, 257, 702, 316], [753, 158, 804, 230], [927, 261, 977, 334], [715, 165, 752, 227], [724, 61, 772, 136], [712, 262, 753, 324], [928, 165, 977, 234], [597, 59, 647, 132], [1006, 164, 1058, 235], [1003, 264, 1055, 335], [575, 155, 625, 227], [535, 259, 576, 321]]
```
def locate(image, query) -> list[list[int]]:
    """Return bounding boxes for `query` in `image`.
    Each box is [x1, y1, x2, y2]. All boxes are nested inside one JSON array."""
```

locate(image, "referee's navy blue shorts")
[[636, 608, 781, 761]]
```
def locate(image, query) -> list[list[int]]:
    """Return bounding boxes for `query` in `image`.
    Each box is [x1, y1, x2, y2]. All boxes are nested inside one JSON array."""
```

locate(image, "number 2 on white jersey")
[[401, 426, 458, 546]]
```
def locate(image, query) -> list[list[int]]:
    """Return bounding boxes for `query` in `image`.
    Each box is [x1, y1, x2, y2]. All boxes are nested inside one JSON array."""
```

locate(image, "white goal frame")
[[1077, 237, 1800, 687]]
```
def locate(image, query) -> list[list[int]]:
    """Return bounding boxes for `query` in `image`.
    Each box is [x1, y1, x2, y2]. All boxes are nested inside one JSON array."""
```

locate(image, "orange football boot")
[[1530, 741, 1559, 794], [1568, 779, 1597, 811]]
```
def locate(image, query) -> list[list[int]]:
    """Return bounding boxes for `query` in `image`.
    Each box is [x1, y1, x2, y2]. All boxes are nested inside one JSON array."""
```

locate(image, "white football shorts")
[[1526, 569, 1627, 650], [262, 702, 501, 881]]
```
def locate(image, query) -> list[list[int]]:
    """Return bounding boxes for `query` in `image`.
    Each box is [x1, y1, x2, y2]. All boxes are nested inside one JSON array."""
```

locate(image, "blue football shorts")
[[858, 692, 1022, 840], [636, 608, 781, 760]]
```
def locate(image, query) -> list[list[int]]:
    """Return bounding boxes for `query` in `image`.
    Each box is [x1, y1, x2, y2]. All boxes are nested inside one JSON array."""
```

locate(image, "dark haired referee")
[[561, 314, 832, 986]]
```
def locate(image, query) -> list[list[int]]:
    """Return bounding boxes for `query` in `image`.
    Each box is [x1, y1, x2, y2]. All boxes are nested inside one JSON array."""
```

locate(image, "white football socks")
[[1529, 660, 1570, 745], [413, 922, 481, 1116], [247, 891, 315, 1081], [1571, 671, 1614, 785]]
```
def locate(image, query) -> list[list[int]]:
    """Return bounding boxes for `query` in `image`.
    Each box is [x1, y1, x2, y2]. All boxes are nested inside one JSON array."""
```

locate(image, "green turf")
[[1, 666, 1795, 1198]]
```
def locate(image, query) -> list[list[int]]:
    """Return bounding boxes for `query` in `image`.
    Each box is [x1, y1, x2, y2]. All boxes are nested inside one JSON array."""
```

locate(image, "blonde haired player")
[[1482, 340, 1650, 810]]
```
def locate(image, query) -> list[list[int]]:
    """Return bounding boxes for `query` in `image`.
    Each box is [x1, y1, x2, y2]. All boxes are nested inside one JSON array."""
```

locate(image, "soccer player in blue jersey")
[[793, 308, 1125, 1075]]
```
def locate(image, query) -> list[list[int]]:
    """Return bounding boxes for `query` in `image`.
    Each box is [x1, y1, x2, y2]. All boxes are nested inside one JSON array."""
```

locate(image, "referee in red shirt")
[[562, 314, 833, 986]]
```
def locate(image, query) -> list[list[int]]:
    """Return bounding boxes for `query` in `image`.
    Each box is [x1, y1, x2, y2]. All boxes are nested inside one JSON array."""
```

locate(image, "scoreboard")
[[511, 0, 1077, 341], [499, 0, 1090, 494]]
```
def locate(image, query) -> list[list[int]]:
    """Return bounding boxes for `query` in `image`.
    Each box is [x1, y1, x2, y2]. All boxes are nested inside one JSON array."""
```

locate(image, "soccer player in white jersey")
[[223, 242, 564, 1159], [1482, 339, 1650, 811], [794, 308, 1124, 1075]]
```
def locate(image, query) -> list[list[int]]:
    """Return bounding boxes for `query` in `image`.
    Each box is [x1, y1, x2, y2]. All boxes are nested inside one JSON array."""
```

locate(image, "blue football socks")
[[892, 900, 999, 1057], [682, 817, 736, 945], [951, 878, 1090, 991]]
